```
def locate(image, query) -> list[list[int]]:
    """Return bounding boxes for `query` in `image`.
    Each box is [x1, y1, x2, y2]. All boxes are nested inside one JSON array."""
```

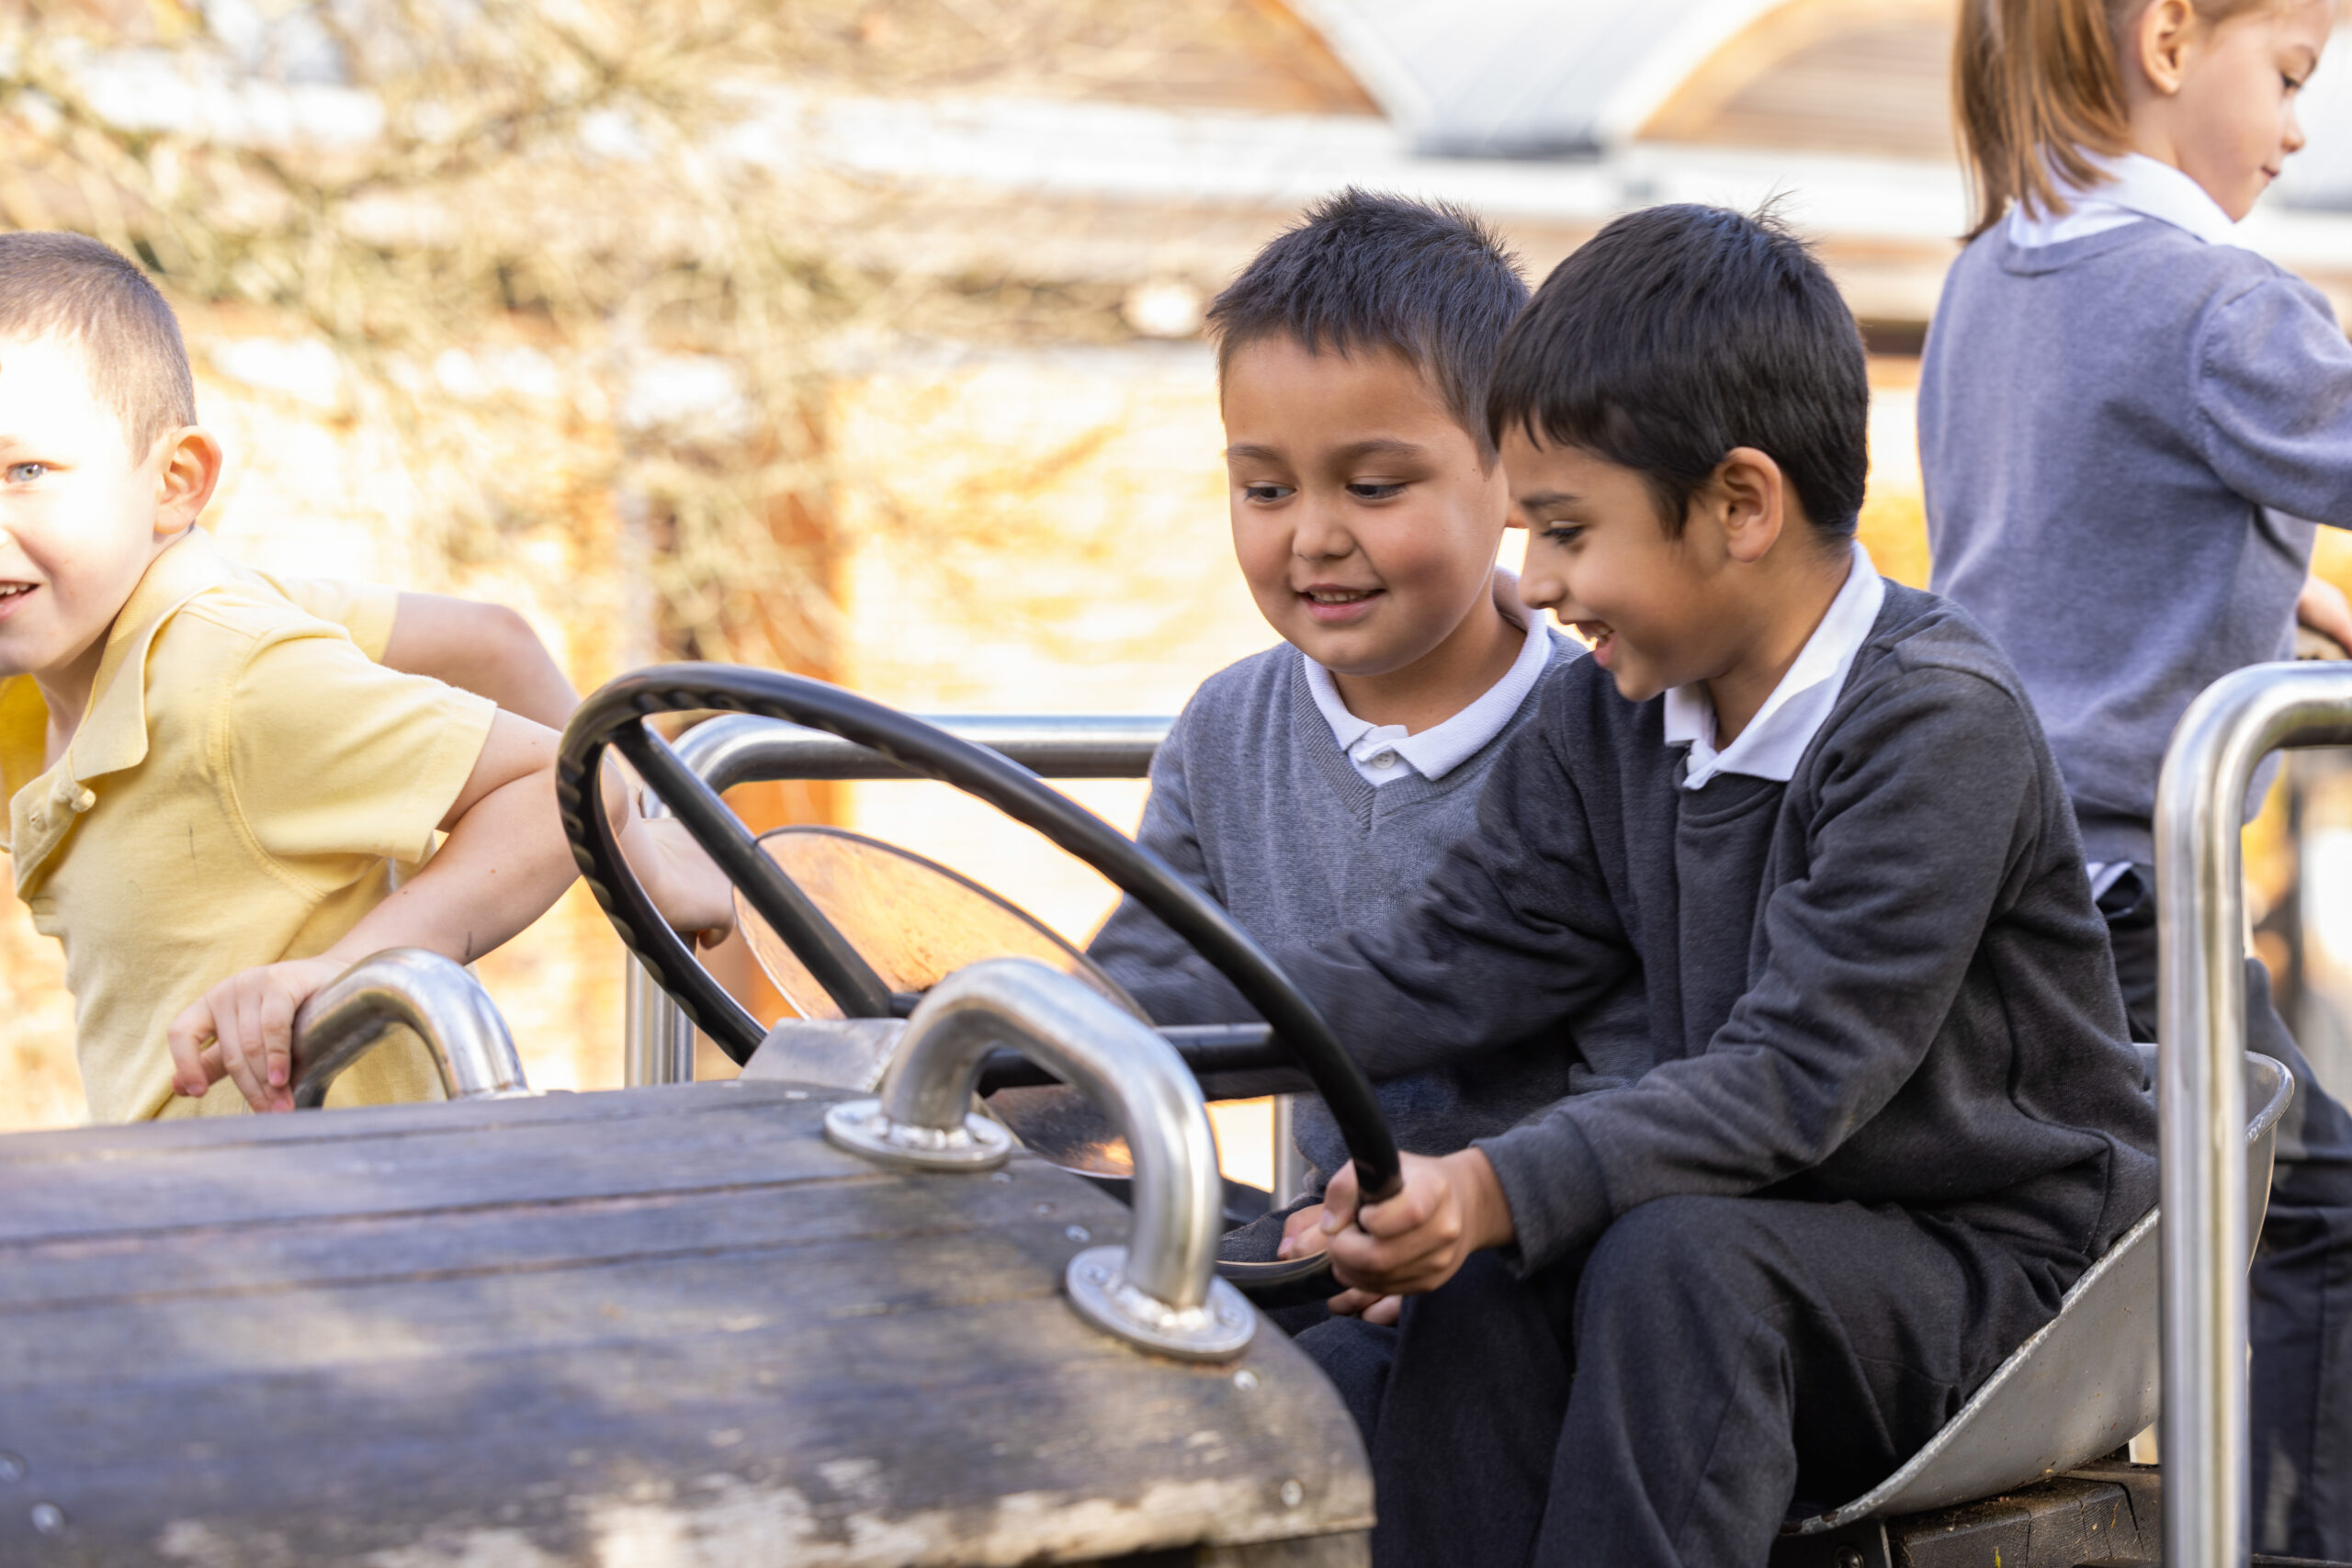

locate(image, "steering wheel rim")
[[557, 668, 1407, 1289]]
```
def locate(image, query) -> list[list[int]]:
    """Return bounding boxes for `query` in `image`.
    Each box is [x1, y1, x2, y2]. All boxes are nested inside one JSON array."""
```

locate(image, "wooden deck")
[[0, 1081, 1370, 1564]]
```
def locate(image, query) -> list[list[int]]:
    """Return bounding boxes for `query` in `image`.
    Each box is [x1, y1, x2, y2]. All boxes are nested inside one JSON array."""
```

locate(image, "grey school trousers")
[[2105, 872, 2352, 1562], [1296, 1194, 2075, 1568]]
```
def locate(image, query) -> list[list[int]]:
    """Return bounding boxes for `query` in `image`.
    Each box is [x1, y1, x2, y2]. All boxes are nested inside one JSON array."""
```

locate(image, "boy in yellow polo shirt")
[[0, 231, 724, 1122]]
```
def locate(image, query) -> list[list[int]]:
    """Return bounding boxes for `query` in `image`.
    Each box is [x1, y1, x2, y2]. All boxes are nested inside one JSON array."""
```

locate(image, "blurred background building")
[[6, 0, 2352, 1142]]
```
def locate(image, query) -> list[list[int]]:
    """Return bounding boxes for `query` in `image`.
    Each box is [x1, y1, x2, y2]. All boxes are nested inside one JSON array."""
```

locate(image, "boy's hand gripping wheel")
[[556, 664, 1405, 1309]]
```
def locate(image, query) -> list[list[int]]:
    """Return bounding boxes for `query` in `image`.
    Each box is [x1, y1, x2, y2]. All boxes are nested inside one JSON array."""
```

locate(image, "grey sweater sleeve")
[[1086, 704, 1252, 1025], [1265, 686, 1638, 1080], [2193, 274, 2352, 527], [1480, 664, 2050, 1271]]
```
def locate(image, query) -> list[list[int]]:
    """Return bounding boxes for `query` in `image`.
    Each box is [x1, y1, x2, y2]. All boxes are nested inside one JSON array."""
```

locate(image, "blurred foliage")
[[0, 0, 1348, 667]]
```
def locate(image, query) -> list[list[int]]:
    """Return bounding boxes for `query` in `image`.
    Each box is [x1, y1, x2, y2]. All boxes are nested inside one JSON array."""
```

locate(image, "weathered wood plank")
[[0, 1086, 1373, 1565]]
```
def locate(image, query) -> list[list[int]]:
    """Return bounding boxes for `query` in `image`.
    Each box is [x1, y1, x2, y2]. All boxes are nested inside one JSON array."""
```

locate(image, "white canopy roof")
[[1290, 0, 1787, 153]]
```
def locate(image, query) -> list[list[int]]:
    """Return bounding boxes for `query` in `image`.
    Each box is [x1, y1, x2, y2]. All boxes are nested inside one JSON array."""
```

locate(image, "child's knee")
[[1577, 1196, 1774, 1331]]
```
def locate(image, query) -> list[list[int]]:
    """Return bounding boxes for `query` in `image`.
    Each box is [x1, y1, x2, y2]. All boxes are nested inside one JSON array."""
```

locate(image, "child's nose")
[[1291, 502, 1355, 561]]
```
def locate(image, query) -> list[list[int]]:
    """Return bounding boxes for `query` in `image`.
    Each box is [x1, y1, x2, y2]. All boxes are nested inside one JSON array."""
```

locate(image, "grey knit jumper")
[[1089, 633, 1639, 1185]]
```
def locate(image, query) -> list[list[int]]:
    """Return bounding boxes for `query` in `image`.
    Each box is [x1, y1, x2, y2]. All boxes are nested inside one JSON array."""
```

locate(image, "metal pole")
[[624, 713, 1170, 1085], [2156, 661, 2352, 1568]]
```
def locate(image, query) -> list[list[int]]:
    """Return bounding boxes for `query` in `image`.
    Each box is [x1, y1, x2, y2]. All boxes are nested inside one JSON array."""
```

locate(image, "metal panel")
[[1785, 1049, 2291, 1532]]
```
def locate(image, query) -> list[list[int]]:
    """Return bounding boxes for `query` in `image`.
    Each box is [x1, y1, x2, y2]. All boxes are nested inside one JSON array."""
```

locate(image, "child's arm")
[[381, 592, 580, 728], [164, 714, 730, 1112]]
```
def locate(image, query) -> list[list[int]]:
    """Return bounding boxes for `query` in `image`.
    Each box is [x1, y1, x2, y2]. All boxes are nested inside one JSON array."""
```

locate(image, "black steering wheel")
[[556, 664, 1403, 1307]]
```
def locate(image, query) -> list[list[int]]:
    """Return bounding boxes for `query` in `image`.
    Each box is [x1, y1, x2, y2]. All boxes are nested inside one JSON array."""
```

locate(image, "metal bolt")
[[989, 1171, 1012, 1183], [1279, 1479, 1305, 1509], [782, 1089, 808, 1101], [1231, 1369, 1260, 1392], [1033, 1201, 1053, 1216], [0, 1453, 24, 1483], [1064, 1224, 1091, 1243], [1836, 1549, 1865, 1568], [28, 1503, 62, 1535], [1083, 1264, 1109, 1284]]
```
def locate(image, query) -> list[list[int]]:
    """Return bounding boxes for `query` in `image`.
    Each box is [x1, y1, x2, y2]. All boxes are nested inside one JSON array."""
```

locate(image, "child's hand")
[[1317, 1148, 1515, 1309], [2300, 573, 2352, 658], [165, 955, 350, 1113], [622, 817, 736, 947]]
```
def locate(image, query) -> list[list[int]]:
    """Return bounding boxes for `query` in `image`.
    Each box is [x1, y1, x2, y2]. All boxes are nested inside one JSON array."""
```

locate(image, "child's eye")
[[1542, 524, 1584, 547], [1347, 481, 1405, 501], [1241, 482, 1293, 504], [5, 462, 45, 483]]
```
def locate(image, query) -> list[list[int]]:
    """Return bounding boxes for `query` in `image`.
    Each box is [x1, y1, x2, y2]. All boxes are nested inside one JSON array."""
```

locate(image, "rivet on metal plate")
[[1279, 1480, 1305, 1508], [29, 1503, 63, 1535], [1064, 1224, 1091, 1243], [1232, 1369, 1259, 1392]]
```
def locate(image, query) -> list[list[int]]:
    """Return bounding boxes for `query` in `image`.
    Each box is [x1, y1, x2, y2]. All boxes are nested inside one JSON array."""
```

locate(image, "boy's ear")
[[1712, 446, 1787, 566], [153, 426, 224, 536]]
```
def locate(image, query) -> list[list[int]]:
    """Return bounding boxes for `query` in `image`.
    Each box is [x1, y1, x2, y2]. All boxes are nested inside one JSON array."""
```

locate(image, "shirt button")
[[1369, 751, 1399, 770], [71, 788, 94, 813]]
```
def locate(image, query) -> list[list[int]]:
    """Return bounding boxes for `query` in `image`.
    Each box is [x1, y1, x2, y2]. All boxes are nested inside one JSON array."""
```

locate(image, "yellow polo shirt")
[[0, 531, 495, 1122]]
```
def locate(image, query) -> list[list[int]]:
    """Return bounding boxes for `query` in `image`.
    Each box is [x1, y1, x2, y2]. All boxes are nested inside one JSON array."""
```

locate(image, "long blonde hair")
[[1954, 0, 2271, 236]]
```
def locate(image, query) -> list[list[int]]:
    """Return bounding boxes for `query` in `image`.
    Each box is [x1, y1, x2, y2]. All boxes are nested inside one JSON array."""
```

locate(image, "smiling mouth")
[[0, 583, 31, 602], [1300, 587, 1380, 604]]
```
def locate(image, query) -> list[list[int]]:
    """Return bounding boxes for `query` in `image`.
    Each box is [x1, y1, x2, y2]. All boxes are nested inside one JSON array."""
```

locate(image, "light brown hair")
[[0, 231, 196, 456], [1955, 0, 2273, 237]]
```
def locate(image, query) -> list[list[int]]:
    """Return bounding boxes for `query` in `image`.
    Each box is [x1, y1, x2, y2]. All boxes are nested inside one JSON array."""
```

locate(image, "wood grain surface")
[[0, 1082, 1371, 1564]]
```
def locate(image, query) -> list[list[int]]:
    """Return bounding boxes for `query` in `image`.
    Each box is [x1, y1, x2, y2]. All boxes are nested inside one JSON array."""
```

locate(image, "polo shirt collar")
[[1, 528, 228, 835], [1303, 606, 1553, 784], [1664, 542, 1883, 791], [2007, 150, 2242, 250]]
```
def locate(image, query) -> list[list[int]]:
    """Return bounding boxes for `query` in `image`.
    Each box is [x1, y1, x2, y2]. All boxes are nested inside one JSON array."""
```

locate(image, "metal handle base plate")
[[1066, 1246, 1255, 1362], [823, 1099, 1012, 1170]]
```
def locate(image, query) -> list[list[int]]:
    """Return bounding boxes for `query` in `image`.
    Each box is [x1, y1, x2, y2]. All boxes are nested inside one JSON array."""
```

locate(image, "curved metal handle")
[[822, 959, 1254, 1361], [291, 949, 534, 1110], [2155, 659, 2352, 1568]]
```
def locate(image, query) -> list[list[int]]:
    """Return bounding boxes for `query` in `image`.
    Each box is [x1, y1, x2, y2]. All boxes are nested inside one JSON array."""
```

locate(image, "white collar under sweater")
[[2007, 149, 2243, 250], [1664, 542, 1884, 790], [1305, 608, 1554, 786]]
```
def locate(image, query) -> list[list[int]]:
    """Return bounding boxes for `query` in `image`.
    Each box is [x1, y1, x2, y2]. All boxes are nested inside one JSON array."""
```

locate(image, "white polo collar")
[[2008, 149, 2243, 250], [1664, 542, 1883, 791], [1306, 607, 1553, 787]]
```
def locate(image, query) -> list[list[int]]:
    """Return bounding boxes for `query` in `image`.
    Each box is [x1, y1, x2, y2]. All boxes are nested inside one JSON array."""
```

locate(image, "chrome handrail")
[[623, 712, 1170, 1088], [823, 958, 1253, 1360], [290, 948, 534, 1109], [2156, 660, 2352, 1568]]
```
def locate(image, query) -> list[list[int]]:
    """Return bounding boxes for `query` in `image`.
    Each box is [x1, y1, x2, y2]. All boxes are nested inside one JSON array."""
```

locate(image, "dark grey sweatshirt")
[[1922, 221, 2352, 864], [1124, 584, 2160, 1275], [1090, 637, 1643, 1183]]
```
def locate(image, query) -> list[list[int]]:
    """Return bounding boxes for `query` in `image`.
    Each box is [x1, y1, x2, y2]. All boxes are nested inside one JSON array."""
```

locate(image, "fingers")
[[1325, 1287, 1385, 1317], [1277, 1203, 1329, 1261], [1319, 1163, 1361, 1235], [1363, 1294, 1404, 1327], [164, 999, 223, 1099]]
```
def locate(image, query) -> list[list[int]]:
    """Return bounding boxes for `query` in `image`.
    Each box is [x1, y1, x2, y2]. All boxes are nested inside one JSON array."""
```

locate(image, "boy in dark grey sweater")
[[1091, 192, 1637, 1231], [1127, 206, 2161, 1568]]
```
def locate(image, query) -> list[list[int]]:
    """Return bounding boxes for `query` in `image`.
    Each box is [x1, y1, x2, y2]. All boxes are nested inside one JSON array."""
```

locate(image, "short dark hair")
[[1208, 188, 1527, 463], [1487, 205, 1868, 540], [0, 231, 197, 456]]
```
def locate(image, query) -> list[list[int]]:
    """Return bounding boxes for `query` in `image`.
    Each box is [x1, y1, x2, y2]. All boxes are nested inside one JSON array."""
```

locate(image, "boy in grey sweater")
[[1127, 206, 2162, 1568], [1091, 191, 1636, 1237]]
